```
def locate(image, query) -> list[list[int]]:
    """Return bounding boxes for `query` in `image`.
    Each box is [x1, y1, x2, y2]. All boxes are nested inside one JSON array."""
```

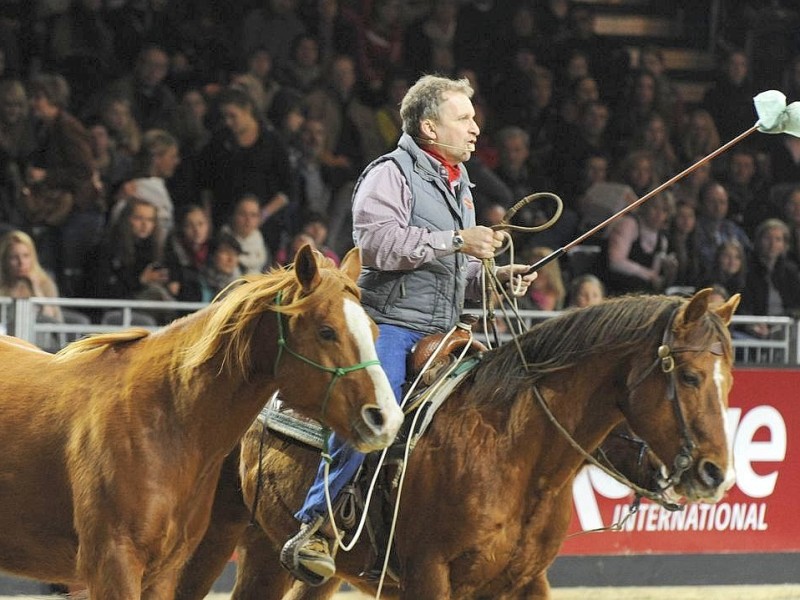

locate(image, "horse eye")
[[680, 370, 701, 387], [318, 325, 337, 342]]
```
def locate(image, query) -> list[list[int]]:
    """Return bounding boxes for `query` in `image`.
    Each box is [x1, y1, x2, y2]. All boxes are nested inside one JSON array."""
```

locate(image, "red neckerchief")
[[423, 147, 460, 184]]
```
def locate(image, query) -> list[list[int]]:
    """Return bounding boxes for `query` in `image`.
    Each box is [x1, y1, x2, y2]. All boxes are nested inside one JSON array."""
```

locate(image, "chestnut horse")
[[0, 245, 403, 599], [177, 288, 739, 600]]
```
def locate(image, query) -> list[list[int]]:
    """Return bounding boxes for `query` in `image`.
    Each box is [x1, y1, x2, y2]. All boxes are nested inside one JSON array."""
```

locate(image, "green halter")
[[272, 291, 382, 456]]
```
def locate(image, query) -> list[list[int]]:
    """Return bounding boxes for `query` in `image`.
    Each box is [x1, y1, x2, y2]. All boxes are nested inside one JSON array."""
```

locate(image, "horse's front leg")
[[80, 542, 143, 600], [498, 573, 551, 600], [232, 526, 296, 600], [142, 569, 181, 600], [400, 557, 451, 599]]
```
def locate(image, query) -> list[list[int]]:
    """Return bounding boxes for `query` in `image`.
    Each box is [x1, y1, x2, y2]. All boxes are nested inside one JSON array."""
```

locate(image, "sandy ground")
[[2, 587, 800, 599]]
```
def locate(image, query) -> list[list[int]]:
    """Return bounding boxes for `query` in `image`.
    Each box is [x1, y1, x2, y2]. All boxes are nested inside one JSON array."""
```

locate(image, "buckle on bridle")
[[658, 344, 675, 373]]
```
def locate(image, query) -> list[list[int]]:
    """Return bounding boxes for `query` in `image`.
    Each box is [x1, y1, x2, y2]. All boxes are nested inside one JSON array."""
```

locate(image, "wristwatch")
[[451, 230, 465, 251]]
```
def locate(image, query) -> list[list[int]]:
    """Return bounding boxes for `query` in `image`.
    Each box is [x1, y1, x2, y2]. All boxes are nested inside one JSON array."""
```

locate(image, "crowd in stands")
[[1, 0, 800, 341]]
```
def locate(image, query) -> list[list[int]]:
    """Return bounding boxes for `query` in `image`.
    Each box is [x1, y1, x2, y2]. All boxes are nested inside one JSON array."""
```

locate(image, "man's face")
[[428, 91, 479, 164]]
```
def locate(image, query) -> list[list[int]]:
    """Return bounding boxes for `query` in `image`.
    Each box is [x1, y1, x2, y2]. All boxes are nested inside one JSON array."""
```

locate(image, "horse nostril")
[[698, 459, 725, 489], [361, 404, 386, 434]]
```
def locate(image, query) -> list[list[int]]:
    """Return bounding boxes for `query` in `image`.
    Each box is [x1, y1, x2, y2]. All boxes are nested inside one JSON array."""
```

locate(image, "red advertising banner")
[[562, 368, 800, 555]]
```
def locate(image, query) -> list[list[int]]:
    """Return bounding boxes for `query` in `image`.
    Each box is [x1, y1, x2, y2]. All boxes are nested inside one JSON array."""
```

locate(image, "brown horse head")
[[182, 244, 403, 452], [622, 288, 740, 503]]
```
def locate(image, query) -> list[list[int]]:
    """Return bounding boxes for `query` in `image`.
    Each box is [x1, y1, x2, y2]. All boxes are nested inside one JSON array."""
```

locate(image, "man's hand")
[[495, 264, 538, 297], [459, 226, 505, 259]]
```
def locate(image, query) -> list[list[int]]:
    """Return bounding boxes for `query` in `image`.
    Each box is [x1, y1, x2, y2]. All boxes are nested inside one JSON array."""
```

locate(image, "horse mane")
[[468, 293, 731, 409], [180, 259, 360, 381], [55, 328, 151, 359]]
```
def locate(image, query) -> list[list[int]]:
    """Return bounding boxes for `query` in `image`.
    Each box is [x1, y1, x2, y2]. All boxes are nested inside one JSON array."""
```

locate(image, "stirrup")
[[280, 516, 336, 586]]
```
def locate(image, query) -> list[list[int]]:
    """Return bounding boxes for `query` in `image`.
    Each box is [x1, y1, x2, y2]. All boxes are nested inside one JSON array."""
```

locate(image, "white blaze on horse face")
[[713, 358, 737, 491], [343, 298, 404, 434]]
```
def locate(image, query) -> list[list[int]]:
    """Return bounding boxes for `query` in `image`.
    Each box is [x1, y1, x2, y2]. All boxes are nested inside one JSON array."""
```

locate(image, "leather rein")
[[532, 306, 724, 516]]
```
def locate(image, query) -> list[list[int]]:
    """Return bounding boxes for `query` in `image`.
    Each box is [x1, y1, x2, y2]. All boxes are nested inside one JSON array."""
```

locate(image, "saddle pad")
[[258, 394, 327, 449]]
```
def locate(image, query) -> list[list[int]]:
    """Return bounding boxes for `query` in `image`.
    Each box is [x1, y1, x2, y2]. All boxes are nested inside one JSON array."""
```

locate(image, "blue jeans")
[[295, 323, 424, 524]]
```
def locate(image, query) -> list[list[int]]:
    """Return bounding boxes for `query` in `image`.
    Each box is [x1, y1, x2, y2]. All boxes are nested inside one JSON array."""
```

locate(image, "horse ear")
[[339, 246, 362, 283], [714, 293, 741, 325], [294, 244, 322, 292], [681, 287, 713, 324]]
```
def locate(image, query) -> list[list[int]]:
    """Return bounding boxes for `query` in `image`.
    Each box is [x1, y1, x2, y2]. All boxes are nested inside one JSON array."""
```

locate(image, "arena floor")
[[2, 586, 800, 599]]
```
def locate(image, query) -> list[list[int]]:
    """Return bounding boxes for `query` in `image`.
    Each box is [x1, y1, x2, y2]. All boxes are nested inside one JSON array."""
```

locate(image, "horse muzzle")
[[350, 402, 403, 452], [675, 457, 735, 503]]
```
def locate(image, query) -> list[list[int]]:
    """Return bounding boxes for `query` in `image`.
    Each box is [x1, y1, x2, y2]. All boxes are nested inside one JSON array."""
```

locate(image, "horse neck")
[[169, 316, 281, 456], [508, 356, 627, 492]]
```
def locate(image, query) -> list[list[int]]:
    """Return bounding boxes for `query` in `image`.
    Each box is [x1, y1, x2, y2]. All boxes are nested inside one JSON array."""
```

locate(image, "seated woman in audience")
[[205, 232, 245, 298], [606, 194, 678, 295], [567, 273, 606, 308], [164, 204, 213, 302], [90, 197, 171, 325], [91, 197, 169, 302], [667, 200, 701, 288], [0, 229, 62, 323], [739, 218, 800, 338], [517, 246, 566, 311], [219, 193, 270, 274], [705, 239, 747, 297]]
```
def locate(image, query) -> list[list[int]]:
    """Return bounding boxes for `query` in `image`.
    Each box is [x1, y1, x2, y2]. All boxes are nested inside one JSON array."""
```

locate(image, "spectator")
[[606, 194, 677, 295], [702, 49, 757, 143], [671, 154, 713, 210], [294, 117, 351, 223], [677, 108, 721, 168], [694, 181, 752, 281], [241, 0, 307, 73], [518, 246, 565, 311], [111, 129, 181, 243], [0, 229, 62, 323], [706, 239, 747, 297], [615, 149, 661, 199], [198, 86, 295, 257], [766, 132, 800, 185], [558, 74, 600, 127], [351, 0, 405, 105], [303, 0, 359, 71], [627, 112, 679, 184], [164, 204, 214, 303], [740, 218, 800, 336], [25, 73, 104, 298], [374, 68, 410, 153], [274, 231, 316, 267], [549, 100, 614, 200], [205, 231, 244, 297], [567, 272, 605, 308], [609, 70, 664, 149], [638, 44, 684, 132], [98, 94, 142, 158], [721, 146, 772, 235], [404, 0, 461, 77], [305, 53, 383, 168], [87, 121, 133, 203], [299, 211, 339, 265], [276, 33, 324, 94], [89, 44, 178, 134], [783, 186, 800, 267], [219, 193, 270, 275], [44, 0, 117, 111], [0, 79, 36, 225], [668, 201, 701, 288], [243, 46, 284, 118], [90, 197, 169, 305]]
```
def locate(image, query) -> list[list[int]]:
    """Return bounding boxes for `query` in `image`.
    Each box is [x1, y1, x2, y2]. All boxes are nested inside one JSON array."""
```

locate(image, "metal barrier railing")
[[0, 297, 798, 365]]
